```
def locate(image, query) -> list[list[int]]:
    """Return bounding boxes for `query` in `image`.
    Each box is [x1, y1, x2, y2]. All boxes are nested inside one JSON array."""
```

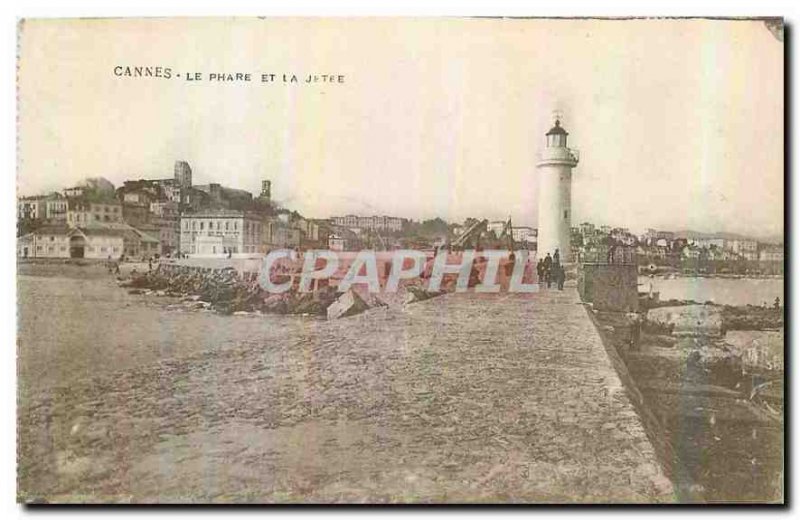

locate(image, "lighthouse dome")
[[545, 119, 569, 148], [545, 119, 568, 136]]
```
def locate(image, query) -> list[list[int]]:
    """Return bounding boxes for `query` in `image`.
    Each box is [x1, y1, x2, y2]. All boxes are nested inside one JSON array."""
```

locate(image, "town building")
[[579, 222, 595, 237], [726, 238, 759, 261], [66, 199, 123, 226], [511, 226, 536, 245], [259, 180, 271, 202], [294, 217, 328, 248], [643, 229, 675, 245], [122, 202, 151, 227], [690, 237, 726, 250], [146, 201, 180, 256], [759, 244, 784, 262], [17, 194, 68, 222], [149, 200, 179, 219], [330, 215, 407, 233], [328, 227, 361, 251], [268, 221, 302, 249], [17, 222, 159, 260], [17, 223, 72, 258], [116, 161, 207, 212], [62, 186, 86, 198], [487, 221, 507, 238], [179, 210, 267, 256], [610, 227, 637, 246]]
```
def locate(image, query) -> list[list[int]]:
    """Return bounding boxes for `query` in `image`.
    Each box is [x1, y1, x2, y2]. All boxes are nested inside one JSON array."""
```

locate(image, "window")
[[200, 222, 204, 231], [564, 210, 568, 220], [225, 222, 229, 231], [50, 236, 55, 241]]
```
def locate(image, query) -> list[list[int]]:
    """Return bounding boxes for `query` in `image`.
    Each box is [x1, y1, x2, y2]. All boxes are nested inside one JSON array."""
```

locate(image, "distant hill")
[[673, 230, 783, 244]]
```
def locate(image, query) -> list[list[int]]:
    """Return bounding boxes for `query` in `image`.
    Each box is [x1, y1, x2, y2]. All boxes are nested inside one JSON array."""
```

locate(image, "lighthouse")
[[536, 118, 579, 262]]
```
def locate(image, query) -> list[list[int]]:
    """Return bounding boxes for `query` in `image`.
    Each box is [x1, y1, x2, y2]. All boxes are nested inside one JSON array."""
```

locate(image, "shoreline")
[[642, 273, 783, 281]]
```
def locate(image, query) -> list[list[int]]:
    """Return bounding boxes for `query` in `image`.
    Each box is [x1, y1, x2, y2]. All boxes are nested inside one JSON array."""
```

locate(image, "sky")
[[17, 18, 784, 238]]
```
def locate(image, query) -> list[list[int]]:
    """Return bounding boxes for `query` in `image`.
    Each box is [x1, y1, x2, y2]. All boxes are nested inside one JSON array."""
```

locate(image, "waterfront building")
[[17, 223, 72, 258], [179, 209, 267, 256], [726, 238, 759, 261], [536, 118, 579, 261], [17, 222, 159, 260], [759, 244, 784, 262], [691, 237, 726, 250]]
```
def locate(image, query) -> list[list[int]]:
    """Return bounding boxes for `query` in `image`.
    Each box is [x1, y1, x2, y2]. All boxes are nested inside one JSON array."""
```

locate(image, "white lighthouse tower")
[[536, 117, 579, 262]]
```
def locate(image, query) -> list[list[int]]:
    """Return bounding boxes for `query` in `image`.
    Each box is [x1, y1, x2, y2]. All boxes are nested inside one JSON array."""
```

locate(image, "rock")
[[327, 289, 369, 320], [650, 473, 674, 496], [367, 294, 388, 308], [404, 286, 443, 304], [646, 305, 723, 337]]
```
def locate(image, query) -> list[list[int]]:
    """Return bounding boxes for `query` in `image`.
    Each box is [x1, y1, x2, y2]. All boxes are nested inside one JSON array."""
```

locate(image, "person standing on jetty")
[[551, 249, 565, 290], [536, 259, 545, 286], [543, 253, 553, 289]]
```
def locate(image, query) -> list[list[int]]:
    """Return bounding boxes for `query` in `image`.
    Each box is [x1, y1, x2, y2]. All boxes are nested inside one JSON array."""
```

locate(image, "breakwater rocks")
[[589, 298, 783, 502], [720, 305, 783, 331], [642, 298, 783, 332], [119, 264, 443, 319]]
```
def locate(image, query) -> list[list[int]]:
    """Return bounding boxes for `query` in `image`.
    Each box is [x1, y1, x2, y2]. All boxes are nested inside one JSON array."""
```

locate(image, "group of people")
[[536, 248, 566, 290]]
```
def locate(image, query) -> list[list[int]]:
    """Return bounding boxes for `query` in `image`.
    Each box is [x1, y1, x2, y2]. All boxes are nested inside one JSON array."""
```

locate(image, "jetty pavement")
[[19, 285, 674, 503]]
